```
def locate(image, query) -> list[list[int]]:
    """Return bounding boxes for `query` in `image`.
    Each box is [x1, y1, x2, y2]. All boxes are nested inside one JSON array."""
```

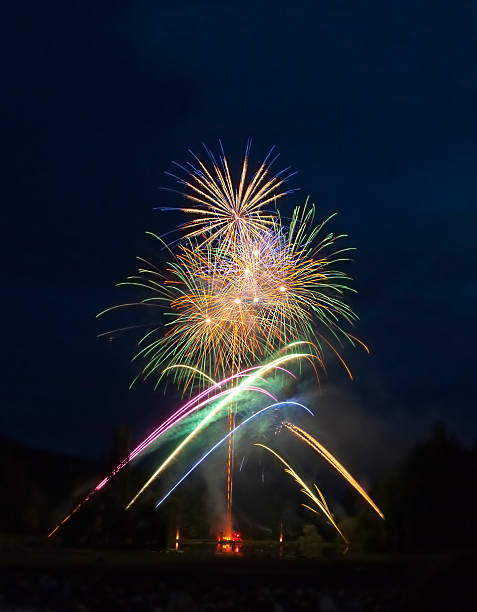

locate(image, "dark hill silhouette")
[[0, 434, 104, 534]]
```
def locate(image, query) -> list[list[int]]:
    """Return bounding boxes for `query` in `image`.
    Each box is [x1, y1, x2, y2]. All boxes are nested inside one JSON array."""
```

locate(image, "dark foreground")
[[1, 548, 475, 611]]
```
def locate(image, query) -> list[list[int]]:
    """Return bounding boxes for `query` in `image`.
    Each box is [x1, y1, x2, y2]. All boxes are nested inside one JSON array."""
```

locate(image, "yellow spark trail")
[[283, 422, 384, 519], [255, 443, 348, 545]]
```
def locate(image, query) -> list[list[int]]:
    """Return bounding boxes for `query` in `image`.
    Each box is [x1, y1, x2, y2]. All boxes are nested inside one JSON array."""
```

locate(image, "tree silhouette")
[[374, 422, 476, 552]]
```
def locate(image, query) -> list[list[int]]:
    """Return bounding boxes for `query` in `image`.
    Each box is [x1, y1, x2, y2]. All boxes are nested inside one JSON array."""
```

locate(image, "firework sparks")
[[125, 346, 320, 509], [97, 145, 364, 536], [49, 143, 374, 544], [282, 422, 384, 519], [47, 362, 291, 538], [255, 443, 348, 545], [160, 141, 298, 247], [155, 401, 313, 509], [99, 200, 362, 391]]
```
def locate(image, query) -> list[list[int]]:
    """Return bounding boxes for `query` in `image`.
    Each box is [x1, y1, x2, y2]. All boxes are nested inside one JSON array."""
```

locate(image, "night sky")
[[3, 1, 476, 475]]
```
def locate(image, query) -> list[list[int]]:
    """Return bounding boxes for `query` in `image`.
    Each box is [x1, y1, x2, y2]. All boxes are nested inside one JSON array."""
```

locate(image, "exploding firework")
[[160, 140, 298, 247], [98, 200, 364, 391], [49, 143, 380, 545], [95, 144, 366, 536]]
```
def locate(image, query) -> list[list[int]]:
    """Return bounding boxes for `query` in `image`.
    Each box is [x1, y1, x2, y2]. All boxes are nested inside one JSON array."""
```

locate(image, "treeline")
[[0, 435, 102, 536], [340, 422, 477, 553]]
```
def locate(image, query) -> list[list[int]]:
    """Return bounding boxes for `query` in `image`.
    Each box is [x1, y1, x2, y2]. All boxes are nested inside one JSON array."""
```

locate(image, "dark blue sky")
[[3, 1, 476, 471]]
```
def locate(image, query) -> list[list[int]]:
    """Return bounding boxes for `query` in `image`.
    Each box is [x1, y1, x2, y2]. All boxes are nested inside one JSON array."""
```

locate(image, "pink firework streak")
[[47, 366, 293, 537]]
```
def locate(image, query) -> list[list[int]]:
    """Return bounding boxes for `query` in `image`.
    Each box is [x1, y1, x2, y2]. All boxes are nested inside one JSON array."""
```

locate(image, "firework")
[[47, 361, 292, 538], [125, 345, 320, 509], [255, 443, 348, 545], [160, 140, 298, 247], [50, 143, 374, 544], [282, 422, 384, 519], [95, 145, 366, 536], [155, 401, 313, 508], [98, 200, 363, 391]]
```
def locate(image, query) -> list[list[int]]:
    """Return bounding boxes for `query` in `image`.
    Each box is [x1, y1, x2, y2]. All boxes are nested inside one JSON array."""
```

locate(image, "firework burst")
[[49, 143, 381, 544], [160, 140, 298, 247], [98, 200, 364, 391]]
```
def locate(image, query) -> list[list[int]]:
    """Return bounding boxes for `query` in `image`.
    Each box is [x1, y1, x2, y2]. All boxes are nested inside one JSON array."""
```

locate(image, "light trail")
[[125, 347, 318, 509], [255, 443, 348, 545], [47, 367, 284, 538], [282, 422, 384, 519], [155, 401, 312, 508]]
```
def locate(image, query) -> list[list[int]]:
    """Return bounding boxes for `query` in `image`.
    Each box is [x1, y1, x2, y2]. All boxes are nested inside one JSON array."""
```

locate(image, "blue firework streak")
[[155, 401, 312, 508]]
